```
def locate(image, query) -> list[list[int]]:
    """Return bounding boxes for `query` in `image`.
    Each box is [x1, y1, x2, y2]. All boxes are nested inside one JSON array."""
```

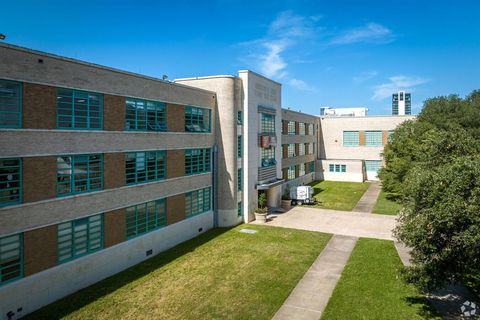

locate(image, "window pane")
[[0, 233, 23, 284], [0, 158, 22, 207], [57, 89, 103, 130], [0, 80, 22, 128], [57, 154, 103, 196]]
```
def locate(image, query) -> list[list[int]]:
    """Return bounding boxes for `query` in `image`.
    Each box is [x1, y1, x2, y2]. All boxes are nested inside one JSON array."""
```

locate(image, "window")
[[237, 111, 242, 125], [308, 143, 314, 154], [299, 123, 306, 135], [238, 168, 242, 191], [0, 80, 22, 128], [185, 187, 211, 217], [126, 199, 166, 239], [57, 88, 103, 129], [343, 131, 359, 146], [125, 98, 166, 131], [0, 233, 22, 285], [308, 123, 314, 135], [57, 214, 103, 263], [238, 136, 242, 158], [185, 148, 211, 175], [260, 113, 275, 134], [299, 143, 305, 156], [388, 130, 394, 142], [125, 151, 166, 185], [237, 202, 242, 217], [0, 158, 21, 207], [57, 154, 103, 196], [299, 163, 306, 176], [287, 166, 295, 180], [261, 147, 276, 167], [309, 161, 315, 173], [365, 160, 382, 172], [185, 106, 211, 132], [287, 121, 295, 135], [365, 131, 383, 147], [288, 144, 296, 157], [329, 164, 347, 173]]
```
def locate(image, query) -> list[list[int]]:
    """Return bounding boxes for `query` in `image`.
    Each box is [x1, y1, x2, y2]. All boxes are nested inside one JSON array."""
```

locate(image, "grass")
[[27, 225, 331, 320], [308, 180, 370, 211], [372, 191, 402, 215], [321, 238, 440, 320]]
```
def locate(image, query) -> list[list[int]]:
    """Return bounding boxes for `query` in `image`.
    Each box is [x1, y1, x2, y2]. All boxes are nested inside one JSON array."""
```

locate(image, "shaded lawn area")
[[308, 180, 370, 211], [372, 191, 402, 215], [321, 238, 441, 320], [27, 225, 331, 320]]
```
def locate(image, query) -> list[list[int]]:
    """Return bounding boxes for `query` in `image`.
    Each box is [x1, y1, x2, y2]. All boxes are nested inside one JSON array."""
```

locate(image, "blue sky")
[[2, 0, 479, 115]]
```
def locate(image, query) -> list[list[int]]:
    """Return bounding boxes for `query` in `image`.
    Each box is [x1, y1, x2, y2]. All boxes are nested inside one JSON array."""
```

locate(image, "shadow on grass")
[[26, 227, 232, 320], [405, 296, 442, 319]]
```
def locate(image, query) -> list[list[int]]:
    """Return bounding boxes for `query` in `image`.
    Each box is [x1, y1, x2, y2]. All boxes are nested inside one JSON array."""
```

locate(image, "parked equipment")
[[290, 186, 316, 205]]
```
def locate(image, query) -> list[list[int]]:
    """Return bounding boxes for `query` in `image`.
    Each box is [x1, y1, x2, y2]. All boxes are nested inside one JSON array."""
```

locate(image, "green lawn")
[[321, 238, 440, 320], [27, 225, 331, 320], [308, 180, 370, 211], [372, 191, 402, 215]]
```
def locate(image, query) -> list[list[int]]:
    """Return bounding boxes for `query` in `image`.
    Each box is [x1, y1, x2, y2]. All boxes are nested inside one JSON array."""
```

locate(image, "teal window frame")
[[126, 198, 167, 239], [185, 187, 211, 217], [125, 151, 166, 185], [260, 113, 275, 134], [287, 121, 295, 135], [287, 165, 295, 180], [329, 164, 347, 173], [237, 201, 242, 218], [0, 233, 23, 286], [185, 106, 211, 133], [0, 158, 22, 207], [125, 98, 167, 132], [0, 79, 22, 128], [365, 131, 383, 147], [238, 168, 242, 191], [261, 147, 276, 167], [57, 214, 103, 263], [237, 136, 242, 158], [343, 131, 359, 147], [237, 111, 243, 125], [56, 154, 103, 196], [56, 88, 103, 130], [185, 148, 211, 175], [309, 161, 315, 173]]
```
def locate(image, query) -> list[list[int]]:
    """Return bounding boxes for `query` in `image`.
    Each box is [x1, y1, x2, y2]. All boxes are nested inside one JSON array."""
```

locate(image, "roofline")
[[175, 74, 240, 81], [0, 42, 216, 95], [319, 115, 416, 119], [281, 108, 318, 117], [238, 69, 282, 86]]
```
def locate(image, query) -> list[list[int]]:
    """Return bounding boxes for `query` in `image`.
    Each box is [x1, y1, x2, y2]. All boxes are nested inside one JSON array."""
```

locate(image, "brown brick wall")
[[104, 153, 125, 189], [167, 194, 186, 225], [295, 143, 300, 156], [382, 130, 389, 145], [305, 123, 309, 135], [282, 168, 288, 180], [359, 131, 366, 146], [167, 103, 185, 132], [24, 225, 57, 276], [167, 150, 185, 178], [104, 209, 126, 248], [282, 144, 288, 159], [23, 156, 57, 203], [23, 83, 56, 129], [282, 120, 288, 135], [295, 121, 299, 135], [295, 165, 300, 178], [104, 94, 126, 131]]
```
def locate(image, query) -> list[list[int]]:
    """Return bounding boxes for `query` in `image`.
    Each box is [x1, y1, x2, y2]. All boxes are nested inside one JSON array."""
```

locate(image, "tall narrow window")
[[299, 163, 306, 176], [299, 143, 306, 156], [288, 144, 296, 157], [57, 214, 103, 263], [126, 198, 166, 239], [57, 154, 103, 196], [185, 187, 211, 217], [125, 151, 166, 185], [309, 161, 315, 173], [125, 98, 166, 131], [57, 88, 103, 129], [185, 106, 211, 132], [299, 123, 306, 135], [0, 233, 23, 285], [237, 202, 242, 217], [0, 80, 22, 128], [343, 131, 359, 146], [185, 148, 211, 175], [0, 158, 21, 207], [287, 165, 295, 180], [365, 131, 383, 147], [260, 113, 275, 134], [261, 147, 275, 167], [238, 168, 242, 191], [237, 136, 242, 158], [287, 121, 295, 135], [237, 111, 243, 125]]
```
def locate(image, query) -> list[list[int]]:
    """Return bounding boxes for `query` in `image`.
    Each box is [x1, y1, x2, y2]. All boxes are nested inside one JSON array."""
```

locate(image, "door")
[[365, 160, 382, 181]]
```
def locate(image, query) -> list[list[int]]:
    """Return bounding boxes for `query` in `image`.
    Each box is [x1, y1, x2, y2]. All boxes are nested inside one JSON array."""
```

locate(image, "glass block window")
[[125, 98, 166, 131], [57, 88, 103, 129], [365, 160, 382, 172], [299, 163, 306, 176], [58, 214, 103, 263], [287, 166, 295, 180], [0, 233, 22, 285], [185, 148, 211, 175], [126, 198, 166, 239], [260, 113, 275, 134], [238, 136, 242, 158], [388, 130, 394, 142], [365, 131, 383, 147], [329, 164, 347, 173], [309, 161, 315, 173], [308, 143, 314, 154], [57, 154, 103, 196], [0, 80, 22, 128], [287, 121, 296, 135], [343, 131, 359, 146], [237, 111, 242, 125], [299, 143, 306, 156], [237, 202, 242, 218], [288, 144, 296, 157], [238, 168, 242, 191], [0, 158, 21, 207], [125, 151, 166, 185], [261, 147, 276, 167], [299, 123, 306, 135], [308, 123, 314, 135], [185, 106, 211, 132], [185, 187, 211, 217]]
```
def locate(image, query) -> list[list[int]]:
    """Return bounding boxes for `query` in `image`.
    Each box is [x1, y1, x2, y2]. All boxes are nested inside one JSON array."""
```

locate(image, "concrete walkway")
[[352, 181, 382, 213], [272, 235, 358, 320]]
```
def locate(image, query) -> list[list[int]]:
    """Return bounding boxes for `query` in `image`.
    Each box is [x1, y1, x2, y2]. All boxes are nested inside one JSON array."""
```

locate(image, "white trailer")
[[290, 186, 316, 205]]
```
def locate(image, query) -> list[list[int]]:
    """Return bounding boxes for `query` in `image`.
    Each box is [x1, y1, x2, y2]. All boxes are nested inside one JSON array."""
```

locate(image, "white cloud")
[[371, 75, 429, 101], [330, 23, 393, 45], [353, 70, 378, 83], [288, 78, 317, 92]]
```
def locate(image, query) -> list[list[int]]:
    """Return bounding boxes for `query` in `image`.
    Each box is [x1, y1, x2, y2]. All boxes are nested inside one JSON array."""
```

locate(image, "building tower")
[[392, 91, 411, 115]]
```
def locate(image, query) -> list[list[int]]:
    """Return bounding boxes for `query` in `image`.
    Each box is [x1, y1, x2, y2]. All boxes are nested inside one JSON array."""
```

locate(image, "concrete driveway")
[[264, 206, 397, 240]]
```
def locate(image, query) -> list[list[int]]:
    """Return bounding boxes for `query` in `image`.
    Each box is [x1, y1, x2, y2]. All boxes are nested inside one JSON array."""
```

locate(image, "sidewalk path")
[[352, 181, 382, 213], [272, 235, 358, 320]]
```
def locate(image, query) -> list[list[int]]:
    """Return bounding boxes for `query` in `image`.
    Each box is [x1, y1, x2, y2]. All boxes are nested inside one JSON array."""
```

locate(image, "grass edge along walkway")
[[372, 190, 402, 215], [308, 180, 371, 211]]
